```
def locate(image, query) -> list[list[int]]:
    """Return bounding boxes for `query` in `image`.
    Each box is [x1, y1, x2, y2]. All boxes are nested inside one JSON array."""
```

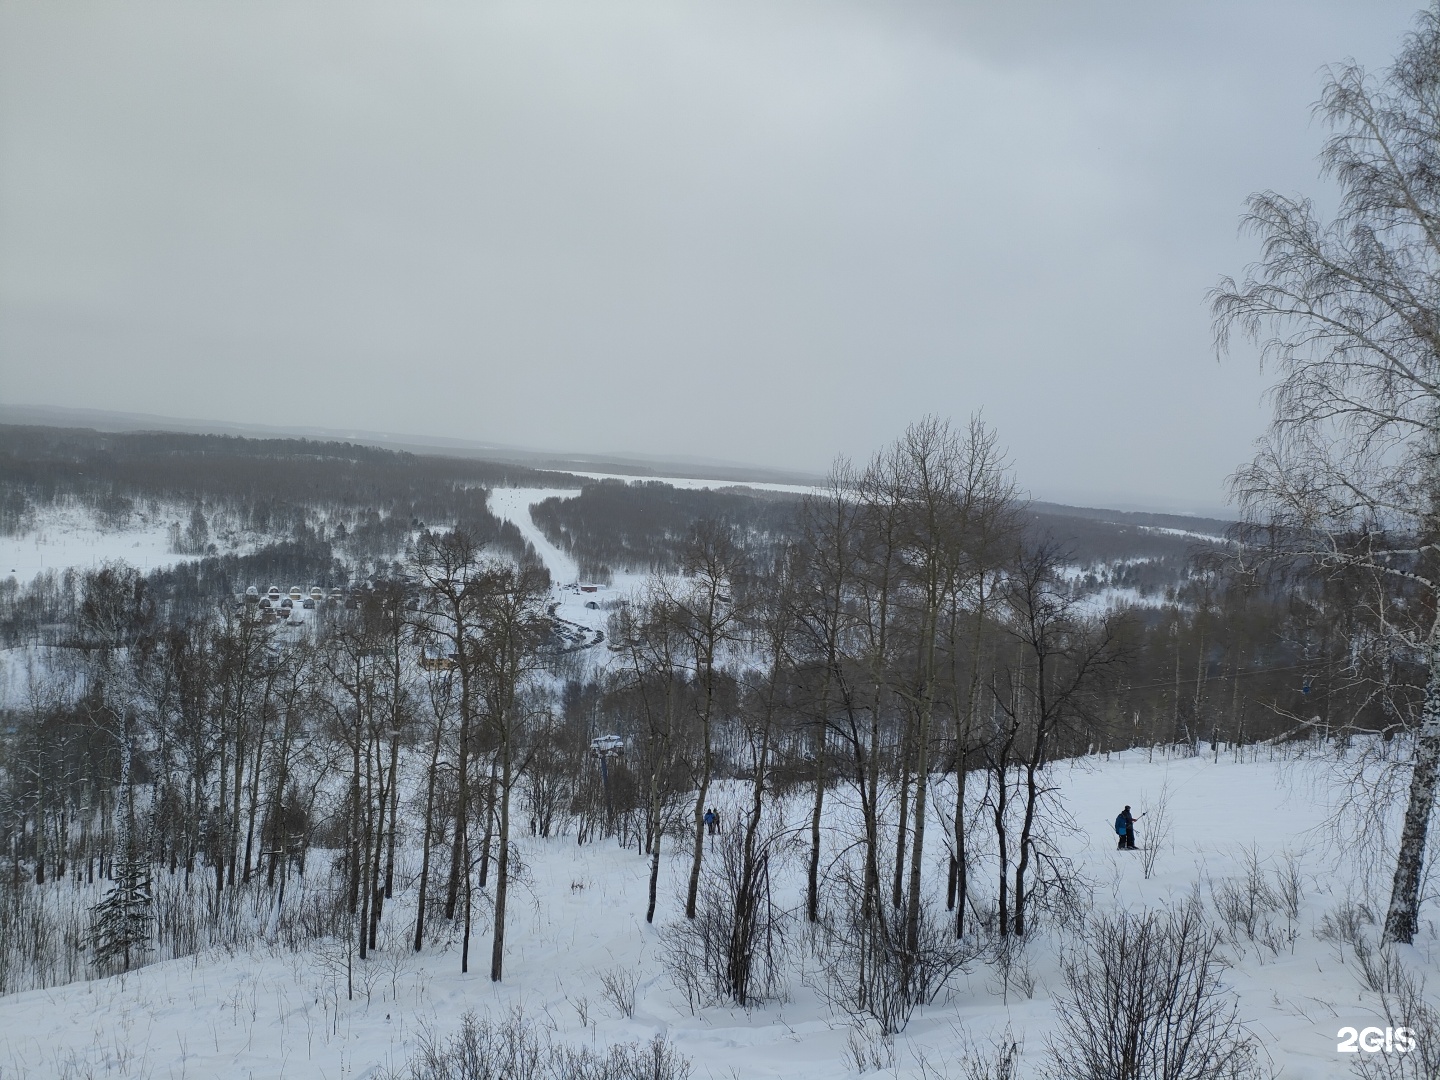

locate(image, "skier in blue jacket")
[[1115, 805, 1138, 850]]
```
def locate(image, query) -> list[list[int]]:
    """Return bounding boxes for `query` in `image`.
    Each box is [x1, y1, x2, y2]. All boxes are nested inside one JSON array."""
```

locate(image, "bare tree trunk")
[[904, 701, 932, 965], [646, 735, 664, 924], [952, 593, 986, 935], [359, 728, 374, 960], [229, 724, 245, 889], [444, 690, 469, 919], [891, 728, 910, 911], [646, 813, 662, 924], [994, 771, 1009, 937], [384, 732, 400, 900], [215, 735, 228, 897], [490, 749, 512, 981], [349, 695, 362, 916], [1385, 639, 1440, 943], [806, 723, 825, 923], [369, 733, 389, 950], [33, 784, 45, 885], [461, 829, 473, 974], [1012, 758, 1039, 937], [242, 704, 267, 884], [685, 731, 712, 919], [478, 759, 496, 889], [414, 712, 444, 952]]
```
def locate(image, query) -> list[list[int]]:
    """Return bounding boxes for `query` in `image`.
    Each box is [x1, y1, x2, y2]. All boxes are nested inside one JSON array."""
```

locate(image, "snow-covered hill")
[[0, 747, 1416, 1080]]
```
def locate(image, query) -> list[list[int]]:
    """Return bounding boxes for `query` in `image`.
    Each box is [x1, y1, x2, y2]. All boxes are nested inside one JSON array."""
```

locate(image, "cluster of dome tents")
[[239, 583, 350, 621]]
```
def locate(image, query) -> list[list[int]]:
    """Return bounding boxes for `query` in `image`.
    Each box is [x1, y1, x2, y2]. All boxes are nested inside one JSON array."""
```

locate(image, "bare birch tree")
[[609, 585, 685, 925], [473, 562, 550, 982], [666, 521, 744, 921], [1212, 9, 1440, 943]]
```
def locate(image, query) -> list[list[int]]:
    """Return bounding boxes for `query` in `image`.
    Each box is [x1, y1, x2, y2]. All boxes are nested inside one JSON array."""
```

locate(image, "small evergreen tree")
[[91, 852, 153, 973]]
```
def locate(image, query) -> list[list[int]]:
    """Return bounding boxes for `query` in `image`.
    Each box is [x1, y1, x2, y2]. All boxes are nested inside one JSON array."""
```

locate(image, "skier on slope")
[[1115, 805, 1140, 850]]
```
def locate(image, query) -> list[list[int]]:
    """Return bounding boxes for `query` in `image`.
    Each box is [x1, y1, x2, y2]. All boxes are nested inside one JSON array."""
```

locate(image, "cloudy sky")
[[0, 1, 1424, 512]]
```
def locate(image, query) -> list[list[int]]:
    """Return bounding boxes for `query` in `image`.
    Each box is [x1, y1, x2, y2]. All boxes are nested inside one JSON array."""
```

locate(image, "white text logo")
[[1337, 1027, 1417, 1054]]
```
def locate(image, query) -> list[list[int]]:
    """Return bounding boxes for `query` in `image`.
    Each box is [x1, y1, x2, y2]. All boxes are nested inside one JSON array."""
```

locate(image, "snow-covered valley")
[[0, 454, 1413, 1080]]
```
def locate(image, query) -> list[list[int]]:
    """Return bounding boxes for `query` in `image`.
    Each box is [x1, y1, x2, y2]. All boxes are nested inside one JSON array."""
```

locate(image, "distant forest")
[[0, 425, 577, 535], [0, 427, 1238, 643], [0, 426, 576, 639], [532, 480, 801, 580], [531, 478, 1226, 603]]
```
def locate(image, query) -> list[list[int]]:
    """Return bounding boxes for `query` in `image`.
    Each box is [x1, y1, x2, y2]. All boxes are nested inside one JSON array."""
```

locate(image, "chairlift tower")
[[590, 735, 624, 821]]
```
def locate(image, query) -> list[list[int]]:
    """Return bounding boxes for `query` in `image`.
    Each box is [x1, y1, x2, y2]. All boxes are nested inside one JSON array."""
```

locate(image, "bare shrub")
[[660, 822, 789, 1010], [275, 878, 349, 951], [1209, 846, 1278, 944], [597, 965, 640, 1019], [1271, 850, 1305, 921], [356, 951, 383, 1004], [987, 937, 1037, 1004], [812, 862, 980, 1035], [957, 1027, 1023, 1080], [1319, 898, 1379, 957], [1352, 934, 1410, 996], [401, 1007, 691, 1080], [1045, 901, 1265, 1080], [312, 935, 353, 1010], [0, 865, 357, 995], [1140, 789, 1171, 880], [844, 1022, 894, 1073], [378, 924, 418, 1002], [0, 877, 89, 992], [1354, 965, 1440, 1080], [1316, 896, 1419, 992]]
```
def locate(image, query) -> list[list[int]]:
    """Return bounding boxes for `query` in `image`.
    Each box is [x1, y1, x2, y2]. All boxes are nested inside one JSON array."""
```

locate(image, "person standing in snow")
[[1115, 805, 1139, 850], [704, 808, 715, 836]]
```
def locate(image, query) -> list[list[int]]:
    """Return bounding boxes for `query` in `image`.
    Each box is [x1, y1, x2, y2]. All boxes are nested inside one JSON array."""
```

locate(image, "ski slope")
[[487, 486, 584, 586]]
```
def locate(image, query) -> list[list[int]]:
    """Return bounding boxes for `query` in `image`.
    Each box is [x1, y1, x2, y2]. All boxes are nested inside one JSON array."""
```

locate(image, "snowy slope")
[[0, 747, 1418, 1080], [487, 486, 584, 585]]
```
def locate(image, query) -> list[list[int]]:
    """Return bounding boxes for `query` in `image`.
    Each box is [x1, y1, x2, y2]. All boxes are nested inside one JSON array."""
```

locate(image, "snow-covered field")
[[0, 748, 1417, 1080], [0, 506, 198, 585]]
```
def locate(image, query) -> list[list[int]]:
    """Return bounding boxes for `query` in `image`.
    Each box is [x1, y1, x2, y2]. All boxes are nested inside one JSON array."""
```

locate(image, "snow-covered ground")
[[0, 747, 1417, 1079], [0, 506, 199, 584], [1137, 523, 1230, 544], [1070, 584, 1170, 618], [0, 644, 76, 711]]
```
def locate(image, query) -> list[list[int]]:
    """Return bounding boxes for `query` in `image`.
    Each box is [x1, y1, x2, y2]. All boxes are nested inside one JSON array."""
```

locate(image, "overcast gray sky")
[[0, 1, 1424, 512]]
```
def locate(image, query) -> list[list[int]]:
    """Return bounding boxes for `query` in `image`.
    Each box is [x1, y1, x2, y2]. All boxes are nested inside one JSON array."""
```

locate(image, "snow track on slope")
[[487, 486, 583, 585]]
